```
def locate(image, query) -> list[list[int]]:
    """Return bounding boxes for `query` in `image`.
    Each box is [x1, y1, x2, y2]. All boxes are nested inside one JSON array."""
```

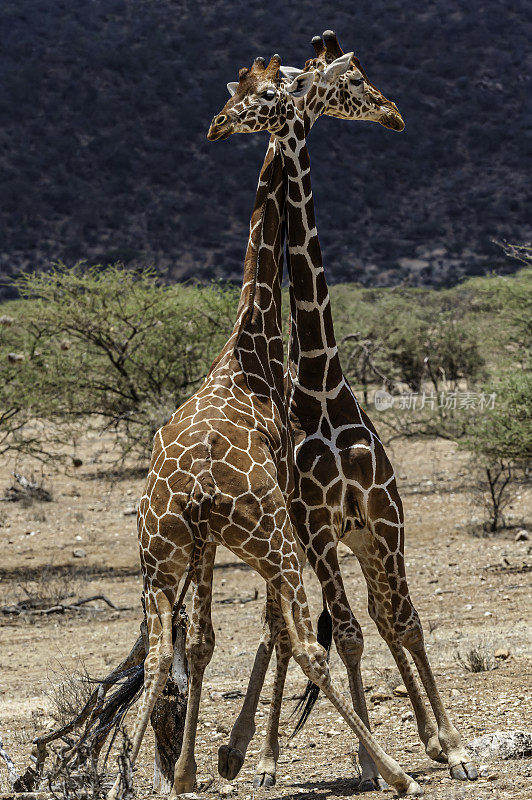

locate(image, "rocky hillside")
[[0, 0, 529, 297]]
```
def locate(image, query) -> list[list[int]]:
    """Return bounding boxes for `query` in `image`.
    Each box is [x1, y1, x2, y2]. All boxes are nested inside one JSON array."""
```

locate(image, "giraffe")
[[213, 31, 478, 791], [108, 54, 423, 800]]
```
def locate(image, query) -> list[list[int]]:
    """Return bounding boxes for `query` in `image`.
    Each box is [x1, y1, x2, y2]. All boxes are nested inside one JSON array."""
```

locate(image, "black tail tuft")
[[93, 664, 145, 761], [291, 604, 333, 737]]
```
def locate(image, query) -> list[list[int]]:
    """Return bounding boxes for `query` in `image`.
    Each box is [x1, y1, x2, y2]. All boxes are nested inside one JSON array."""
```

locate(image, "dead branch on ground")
[[4, 606, 188, 797], [2, 596, 132, 618]]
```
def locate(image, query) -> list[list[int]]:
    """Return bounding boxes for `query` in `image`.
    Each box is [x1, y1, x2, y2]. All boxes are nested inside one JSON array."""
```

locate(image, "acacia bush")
[[459, 257, 532, 530], [332, 283, 488, 439], [1, 264, 238, 461], [463, 372, 531, 533], [1, 262, 530, 469]]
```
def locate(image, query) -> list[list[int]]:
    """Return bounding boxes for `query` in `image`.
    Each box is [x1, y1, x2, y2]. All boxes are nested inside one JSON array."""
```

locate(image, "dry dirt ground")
[[0, 433, 531, 799]]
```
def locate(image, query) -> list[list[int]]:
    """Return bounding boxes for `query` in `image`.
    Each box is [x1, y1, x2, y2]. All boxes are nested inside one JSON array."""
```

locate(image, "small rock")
[[72, 548, 87, 558], [209, 691, 224, 701], [468, 730, 532, 760], [478, 764, 489, 777], [220, 785, 235, 797], [450, 688, 460, 698], [393, 684, 409, 697], [494, 648, 510, 660], [123, 506, 137, 516], [402, 711, 414, 722], [72, 456, 83, 467], [370, 687, 392, 703], [326, 729, 340, 737], [434, 588, 443, 595], [487, 773, 499, 781], [515, 529, 529, 542], [308, 741, 316, 748]]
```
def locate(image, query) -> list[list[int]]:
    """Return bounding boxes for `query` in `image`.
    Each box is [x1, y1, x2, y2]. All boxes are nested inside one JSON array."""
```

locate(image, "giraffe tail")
[[290, 600, 332, 737]]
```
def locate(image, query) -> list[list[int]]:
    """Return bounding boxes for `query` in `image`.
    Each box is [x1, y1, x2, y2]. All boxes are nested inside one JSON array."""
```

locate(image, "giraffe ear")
[[323, 51, 354, 80], [227, 82, 238, 96], [285, 71, 315, 97], [279, 65, 303, 82]]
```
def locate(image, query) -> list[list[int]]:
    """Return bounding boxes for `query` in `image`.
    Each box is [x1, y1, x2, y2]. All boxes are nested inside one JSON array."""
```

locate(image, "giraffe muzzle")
[[207, 114, 235, 141], [379, 106, 405, 132]]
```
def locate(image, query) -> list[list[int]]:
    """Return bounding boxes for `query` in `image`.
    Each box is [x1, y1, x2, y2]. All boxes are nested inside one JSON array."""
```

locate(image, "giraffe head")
[[207, 54, 319, 141], [281, 30, 404, 132]]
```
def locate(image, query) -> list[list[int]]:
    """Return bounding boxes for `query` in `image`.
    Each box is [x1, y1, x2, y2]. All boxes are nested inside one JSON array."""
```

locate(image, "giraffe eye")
[[261, 89, 276, 101], [350, 77, 364, 87]]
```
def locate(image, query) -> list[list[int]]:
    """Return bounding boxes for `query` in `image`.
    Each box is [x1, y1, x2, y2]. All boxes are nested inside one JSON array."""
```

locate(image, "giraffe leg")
[[171, 542, 216, 796], [107, 587, 174, 800], [219, 591, 291, 789], [270, 545, 422, 796], [404, 633, 478, 781], [253, 628, 291, 788], [363, 528, 477, 783], [218, 494, 421, 797], [345, 659, 389, 791], [218, 590, 278, 780], [356, 552, 444, 765], [388, 642, 444, 763], [366, 593, 444, 763], [311, 550, 386, 791]]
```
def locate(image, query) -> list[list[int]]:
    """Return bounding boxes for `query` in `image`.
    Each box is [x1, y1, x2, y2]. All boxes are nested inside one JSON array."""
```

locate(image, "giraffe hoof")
[[253, 772, 276, 788], [359, 776, 389, 791], [425, 735, 446, 763], [397, 778, 423, 796], [450, 762, 478, 781], [171, 774, 196, 796], [218, 745, 245, 780]]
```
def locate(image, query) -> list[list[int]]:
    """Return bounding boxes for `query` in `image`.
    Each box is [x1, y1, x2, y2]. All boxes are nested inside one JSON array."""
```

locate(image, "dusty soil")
[[0, 433, 531, 799]]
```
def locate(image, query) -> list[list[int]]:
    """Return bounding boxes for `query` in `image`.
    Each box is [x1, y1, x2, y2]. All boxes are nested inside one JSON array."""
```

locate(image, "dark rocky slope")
[[0, 0, 529, 296]]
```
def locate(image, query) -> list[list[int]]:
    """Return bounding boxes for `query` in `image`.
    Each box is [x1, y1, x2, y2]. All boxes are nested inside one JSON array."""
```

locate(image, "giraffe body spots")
[[296, 308, 323, 351], [299, 476, 324, 505], [312, 451, 338, 487]]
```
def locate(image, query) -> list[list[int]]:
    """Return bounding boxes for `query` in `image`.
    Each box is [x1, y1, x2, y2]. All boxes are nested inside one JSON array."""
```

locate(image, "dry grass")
[[45, 658, 95, 727], [12, 566, 84, 612], [455, 637, 499, 673]]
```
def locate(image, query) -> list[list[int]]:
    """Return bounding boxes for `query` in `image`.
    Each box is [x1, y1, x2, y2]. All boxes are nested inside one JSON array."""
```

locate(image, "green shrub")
[[331, 283, 488, 438], [1, 264, 238, 461]]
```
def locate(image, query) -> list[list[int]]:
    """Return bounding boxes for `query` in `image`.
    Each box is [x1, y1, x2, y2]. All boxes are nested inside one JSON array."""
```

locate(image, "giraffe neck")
[[212, 137, 286, 396], [279, 127, 343, 397]]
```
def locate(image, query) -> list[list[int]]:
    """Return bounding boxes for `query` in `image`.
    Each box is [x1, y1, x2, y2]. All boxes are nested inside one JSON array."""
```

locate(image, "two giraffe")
[[108, 44, 423, 800], [211, 31, 477, 791], [108, 32, 477, 799]]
